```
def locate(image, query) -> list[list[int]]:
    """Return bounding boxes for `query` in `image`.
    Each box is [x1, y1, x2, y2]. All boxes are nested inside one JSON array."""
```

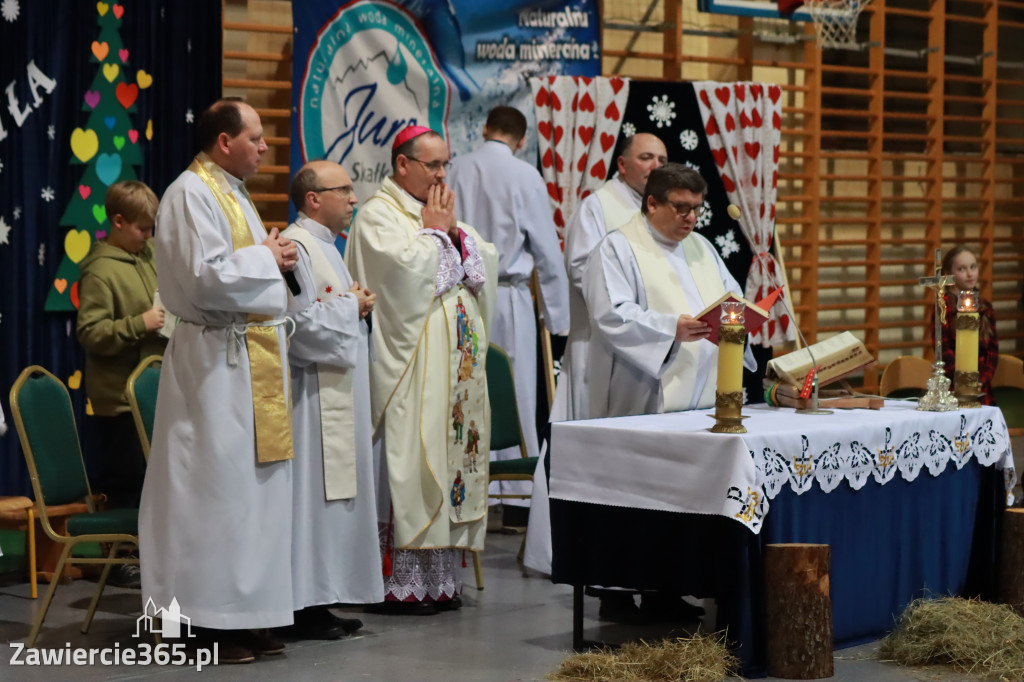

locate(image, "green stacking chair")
[[9, 366, 140, 647], [471, 343, 537, 590], [126, 355, 162, 461]]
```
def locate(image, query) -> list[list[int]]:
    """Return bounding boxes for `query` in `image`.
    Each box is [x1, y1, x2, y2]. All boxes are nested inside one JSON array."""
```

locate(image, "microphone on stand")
[[726, 204, 831, 415], [284, 271, 302, 297]]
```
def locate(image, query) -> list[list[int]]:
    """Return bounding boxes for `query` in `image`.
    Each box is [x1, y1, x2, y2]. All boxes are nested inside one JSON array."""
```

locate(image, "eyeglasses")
[[663, 200, 706, 218], [406, 157, 451, 173], [313, 185, 354, 197]]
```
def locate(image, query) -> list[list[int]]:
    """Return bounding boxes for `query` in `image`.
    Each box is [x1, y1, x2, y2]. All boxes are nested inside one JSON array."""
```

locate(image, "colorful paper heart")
[[119, 48, 129, 63], [54, 278, 68, 294], [70, 128, 99, 162], [104, 116, 115, 129], [97, 1, 109, 15], [79, 185, 91, 199], [65, 229, 92, 263], [116, 82, 138, 109], [96, 230, 107, 240], [137, 70, 153, 89], [113, 135, 125, 150], [95, 153, 122, 186], [146, 119, 153, 140], [84, 90, 101, 109], [68, 370, 82, 390], [91, 41, 109, 61], [71, 281, 80, 310], [113, 3, 124, 18], [128, 129, 139, 144], [91, 204, 107, 224], [103, 63, 119, 82], [85, 398, 93, 415]]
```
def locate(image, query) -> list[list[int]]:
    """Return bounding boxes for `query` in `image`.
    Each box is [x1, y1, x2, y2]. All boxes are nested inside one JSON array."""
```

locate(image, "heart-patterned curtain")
[[530, 76, 629, 240], [694, 81, 794, 347]]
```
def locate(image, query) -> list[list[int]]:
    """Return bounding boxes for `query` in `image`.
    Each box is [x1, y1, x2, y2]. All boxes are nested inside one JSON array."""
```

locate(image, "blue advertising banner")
[[290, 0, 600, 243]]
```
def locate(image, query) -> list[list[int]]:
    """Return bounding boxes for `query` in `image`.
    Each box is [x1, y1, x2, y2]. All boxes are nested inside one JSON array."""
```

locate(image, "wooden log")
[[765, 543, 834, 679], [999, 508, 1024, 616]]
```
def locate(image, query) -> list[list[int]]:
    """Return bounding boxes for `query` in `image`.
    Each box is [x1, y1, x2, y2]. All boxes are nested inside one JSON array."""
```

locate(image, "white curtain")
[[694, 81, 794, 347]]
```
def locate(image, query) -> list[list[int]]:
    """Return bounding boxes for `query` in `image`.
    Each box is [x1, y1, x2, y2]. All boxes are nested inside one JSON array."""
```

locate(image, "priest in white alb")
[[282, 160, 381, 639], [345, 126, 499, 615], [140, 99, 298, 662], [582, 162, 756, 418]]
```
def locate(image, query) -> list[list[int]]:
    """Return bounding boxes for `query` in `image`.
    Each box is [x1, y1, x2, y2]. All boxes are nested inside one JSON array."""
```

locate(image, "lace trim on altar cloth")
[[379, 523, 461, 602]]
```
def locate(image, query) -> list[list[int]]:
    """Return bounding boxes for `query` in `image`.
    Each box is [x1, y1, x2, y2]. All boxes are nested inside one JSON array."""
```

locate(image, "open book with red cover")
[[694, 287, 783, 345]]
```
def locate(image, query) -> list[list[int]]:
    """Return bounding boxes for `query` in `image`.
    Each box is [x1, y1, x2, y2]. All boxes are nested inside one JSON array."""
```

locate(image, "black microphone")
[[284, 271, 302, 296]]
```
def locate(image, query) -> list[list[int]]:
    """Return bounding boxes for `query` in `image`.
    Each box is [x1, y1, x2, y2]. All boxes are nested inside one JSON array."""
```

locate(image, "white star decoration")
[[715, 229, 741, 259], [1, 0, 19, 23], [185, 109, 194, 124], [13, 206, 21, 220], [37, 243, 45, 265], [0, 216, 10, 245], [40, 187, 55, 202], [47, 125, 55, 140]]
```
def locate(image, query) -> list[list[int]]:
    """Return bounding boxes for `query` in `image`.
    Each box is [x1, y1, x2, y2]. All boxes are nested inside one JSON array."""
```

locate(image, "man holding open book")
[[582, 163, 756, 418]]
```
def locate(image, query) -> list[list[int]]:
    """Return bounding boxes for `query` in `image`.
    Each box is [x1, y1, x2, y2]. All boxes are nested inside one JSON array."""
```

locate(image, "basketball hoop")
[[806, 0, 869, 49]]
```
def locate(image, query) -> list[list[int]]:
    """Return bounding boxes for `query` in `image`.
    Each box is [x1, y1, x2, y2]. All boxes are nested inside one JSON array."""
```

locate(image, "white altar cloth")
[[548, 401, 1015, 537]]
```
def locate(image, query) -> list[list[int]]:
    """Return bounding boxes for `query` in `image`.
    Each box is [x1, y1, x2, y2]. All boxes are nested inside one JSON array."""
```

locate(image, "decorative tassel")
[[382, 506, 394, 577], [382, 552, 393, 577]]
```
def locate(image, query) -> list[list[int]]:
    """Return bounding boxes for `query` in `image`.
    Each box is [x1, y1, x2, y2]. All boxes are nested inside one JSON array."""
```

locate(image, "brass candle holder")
[[710, 302, 748, 434]]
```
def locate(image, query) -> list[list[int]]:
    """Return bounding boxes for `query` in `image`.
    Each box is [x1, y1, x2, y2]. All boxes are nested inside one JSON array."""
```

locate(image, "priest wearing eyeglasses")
[[344, 126, 498, 615], [581, 163, 755, 419]]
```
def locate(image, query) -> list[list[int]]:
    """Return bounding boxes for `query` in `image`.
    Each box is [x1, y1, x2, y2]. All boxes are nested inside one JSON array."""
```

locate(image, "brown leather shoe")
[[242, 628, 285, 656], [216, 641, 256, 665]]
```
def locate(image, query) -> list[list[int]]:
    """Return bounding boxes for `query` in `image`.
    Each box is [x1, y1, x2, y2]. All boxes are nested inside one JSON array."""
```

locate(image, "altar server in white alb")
[[554, 132, 667, 421], [448, 105, 570, 504], [582, 163, 755, 418], [282, 160, 382, 639], [345, 126, 499, 614], [140, 98, 298, 662]]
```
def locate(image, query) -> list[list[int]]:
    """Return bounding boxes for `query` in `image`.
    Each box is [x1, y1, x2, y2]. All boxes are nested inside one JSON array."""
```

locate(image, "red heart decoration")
[[751, 171, 758, 185], [759, 203, 765, 218], [589, 158, 607, 179], [750, 84, 763, 100], [71, 281, 80, 309], [128, 129, 139, 144], [553, 125, 564, 146], [538, 121, 552, 140], [579, 92, 595, 112], [736, 84, 746, 101], [744, 142, 761, 159], [600, 132, 615, 152], [769, 85, 781, 104], [721, 173, 735, 192], [555, 152, 564, 173], [781, 314, 790, 333], [732, 145, 738, 160], [772, 112, 782, 130], [546, 182, 562, 202], [712, 148, 728, 168], [578, 125, 594, 146], [581, 189, 592, 200], [751, 109, 762, 128], [739, 111, 751, 129], [542, 148, 554, 168], [610, 77, 625, 94], [725, 114, 736, 132], [113, 4, 124, 18], [119, 48, 129, 63], [705, 117, 719, 135], [553, 208, 565, 228], [535, 88, 549, 108], [581, 76, 592, 86], [571, 93, 579, 111], [715, 87, 731, 105], [79, 185, 91, 199], [551, 92, 562, 111], [772, 171, 778, 189], [773, 145, 780, 163], [699, 90, 711, 108], [116, 82, 138, 109], [604, 101, 620, 121], [770, 205, 776, 219], [769, 319, 776, 339], [577, 152, 589, 173]]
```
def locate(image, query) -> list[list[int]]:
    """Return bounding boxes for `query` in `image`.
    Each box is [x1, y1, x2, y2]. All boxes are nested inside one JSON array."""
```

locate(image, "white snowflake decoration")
[[37, 243, 45, 265], [47, 125, 55, 140], [0, 158, 4, 174], [647, 94, 676, 129], [1, 0, 19, 23], [185, 109, 194, 124], [0, 216, 10, 245], [684, 160, 701, 173], [742, 386, 749, 405], [13, 206, 21, 220], [40, 186, 55, 202], [695, 200, 712, 231], [621, 122, 636, 138], [716, 229, 741, 259], [679, 129, 699, 151]]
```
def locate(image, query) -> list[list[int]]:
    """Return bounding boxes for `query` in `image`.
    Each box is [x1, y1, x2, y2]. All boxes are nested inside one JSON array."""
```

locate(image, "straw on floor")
[[548, 633, 738, 682]]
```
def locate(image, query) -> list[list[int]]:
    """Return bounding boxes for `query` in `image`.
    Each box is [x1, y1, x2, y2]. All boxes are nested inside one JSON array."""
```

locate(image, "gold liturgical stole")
[[618, 214, 725, 411], [189, 156, 294, 463]]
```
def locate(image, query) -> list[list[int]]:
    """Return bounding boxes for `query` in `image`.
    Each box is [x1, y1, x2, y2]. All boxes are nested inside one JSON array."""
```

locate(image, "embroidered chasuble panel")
[[444, 284, 489, 526]]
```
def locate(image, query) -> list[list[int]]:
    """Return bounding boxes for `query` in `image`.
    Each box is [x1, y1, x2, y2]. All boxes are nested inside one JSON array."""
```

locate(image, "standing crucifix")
[[917, 248, 958, 411]]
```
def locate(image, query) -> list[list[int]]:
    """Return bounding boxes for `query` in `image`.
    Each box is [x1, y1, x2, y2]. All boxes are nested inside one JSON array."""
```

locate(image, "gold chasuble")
[[345, 177, 498, 552], [618, 214, 726, 411], [189, 155, 294, 463]]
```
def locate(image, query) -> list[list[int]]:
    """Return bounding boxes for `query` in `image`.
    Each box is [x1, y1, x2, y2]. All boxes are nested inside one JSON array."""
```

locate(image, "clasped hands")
[[263, 227, 299, 272], [420, 183, 460, 245], [348, 281, 375, 319]]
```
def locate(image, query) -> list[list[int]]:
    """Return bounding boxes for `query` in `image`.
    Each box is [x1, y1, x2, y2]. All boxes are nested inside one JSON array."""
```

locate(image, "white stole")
[[618, 215, 726, 411], [282, 226, 357, 501], [596, 181, 639, 233]]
